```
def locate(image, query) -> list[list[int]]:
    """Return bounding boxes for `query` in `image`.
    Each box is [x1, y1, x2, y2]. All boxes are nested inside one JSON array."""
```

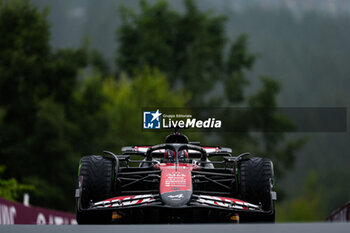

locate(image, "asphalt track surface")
[[1, 223, 350, 233]]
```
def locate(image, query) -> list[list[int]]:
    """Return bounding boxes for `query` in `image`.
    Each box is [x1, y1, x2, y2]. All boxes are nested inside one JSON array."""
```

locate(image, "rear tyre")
[[239, 157, 275, 222], [76, 155, 114, 224]]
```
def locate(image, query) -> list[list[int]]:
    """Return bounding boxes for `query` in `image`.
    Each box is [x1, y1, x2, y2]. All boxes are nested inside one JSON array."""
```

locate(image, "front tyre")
[[76, 155, 114, 224], [239, 157, 275, 222]]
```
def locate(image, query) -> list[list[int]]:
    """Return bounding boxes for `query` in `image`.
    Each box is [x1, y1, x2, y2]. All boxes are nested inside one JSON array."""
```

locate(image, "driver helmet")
[[164, 149, 188, 162]]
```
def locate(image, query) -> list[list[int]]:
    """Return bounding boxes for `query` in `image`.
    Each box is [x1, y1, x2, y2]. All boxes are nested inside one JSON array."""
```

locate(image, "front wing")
[[87, 194, 263, 213]]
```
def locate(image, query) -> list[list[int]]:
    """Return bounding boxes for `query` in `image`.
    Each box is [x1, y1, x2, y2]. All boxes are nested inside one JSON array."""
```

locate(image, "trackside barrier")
[[0, 197, 76, 224], [326, 201, 350, 222]]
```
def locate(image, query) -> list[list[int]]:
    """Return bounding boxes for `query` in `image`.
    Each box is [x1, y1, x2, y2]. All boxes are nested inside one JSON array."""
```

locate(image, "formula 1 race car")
[[75, 131, 277, 224]]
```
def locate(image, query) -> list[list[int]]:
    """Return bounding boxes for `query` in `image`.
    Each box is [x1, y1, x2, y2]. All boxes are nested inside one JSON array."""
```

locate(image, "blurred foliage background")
[[0, 0, 349, 222]]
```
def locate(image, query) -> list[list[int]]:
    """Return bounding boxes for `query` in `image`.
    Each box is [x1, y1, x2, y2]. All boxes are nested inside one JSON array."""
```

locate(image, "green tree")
[[0, 165, 34, 201], [117, 0, 234, 104], [0, 0, 87, 210], [276, 171, 325, 221], [0, 0, 51, 176], [73, 67, 190, 155]]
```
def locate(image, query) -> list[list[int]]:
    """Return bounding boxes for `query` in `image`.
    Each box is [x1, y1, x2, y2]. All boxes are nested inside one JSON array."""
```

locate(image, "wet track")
[[2, 223, 350, 233]]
